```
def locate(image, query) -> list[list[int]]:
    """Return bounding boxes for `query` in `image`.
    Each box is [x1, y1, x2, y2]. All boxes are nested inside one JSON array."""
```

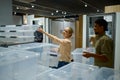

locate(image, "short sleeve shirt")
[[94, 33, 114, 68]]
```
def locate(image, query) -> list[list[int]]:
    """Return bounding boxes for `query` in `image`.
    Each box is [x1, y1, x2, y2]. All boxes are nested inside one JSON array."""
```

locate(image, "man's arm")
[[82, 51, 109, 62]]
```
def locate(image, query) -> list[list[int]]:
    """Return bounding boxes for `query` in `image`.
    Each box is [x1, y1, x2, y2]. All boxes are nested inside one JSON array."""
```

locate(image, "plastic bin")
[[96, 67, 120, 80], [0, 36, 34, 44], [26, 43, 59, 67], [107, 74, 120, 80], [31, 69, 56, 80], [48, 62, 99, 80], [0, 50, 40, 80], [9, 43, 59, 67], [0, 47, 11, 52], [72, 48, 95, 65]]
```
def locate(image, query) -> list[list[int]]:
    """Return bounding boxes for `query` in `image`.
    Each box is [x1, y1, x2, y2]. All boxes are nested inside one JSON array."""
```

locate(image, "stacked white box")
[[0, 25, 35, 44], [0, 25, 16, 31], [0, 50, 40, 80], [9, 43, 59, 67], [6, 30, 34, 36], [0, 36, 34, 44]]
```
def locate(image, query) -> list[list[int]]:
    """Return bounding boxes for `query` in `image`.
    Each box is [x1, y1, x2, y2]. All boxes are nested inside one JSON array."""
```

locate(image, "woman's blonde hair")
[[68, 27, 73, 37]]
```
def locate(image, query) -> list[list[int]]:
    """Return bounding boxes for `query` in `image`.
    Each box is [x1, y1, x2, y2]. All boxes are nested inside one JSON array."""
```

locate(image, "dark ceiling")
[[12, 0, 120, 17]]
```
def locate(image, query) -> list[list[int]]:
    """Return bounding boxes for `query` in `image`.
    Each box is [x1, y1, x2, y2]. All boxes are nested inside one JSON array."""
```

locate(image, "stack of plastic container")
[[0, 50, 40, 80], [9, 43, 59, 67], [0, 25, 34, 44], [72, 48, 95, 65]]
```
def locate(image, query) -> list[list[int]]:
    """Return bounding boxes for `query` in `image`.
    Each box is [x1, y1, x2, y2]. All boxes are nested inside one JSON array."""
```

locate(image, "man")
[[82, 19, 114, 68]]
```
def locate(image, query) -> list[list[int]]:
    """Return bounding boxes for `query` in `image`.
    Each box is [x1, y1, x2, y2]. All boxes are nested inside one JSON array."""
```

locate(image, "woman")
[[38, 27, 73, 68]]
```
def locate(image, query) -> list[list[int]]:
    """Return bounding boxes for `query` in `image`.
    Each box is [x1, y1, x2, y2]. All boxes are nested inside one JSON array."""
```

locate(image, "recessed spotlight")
[[85, 4, 87, 7], [14, 12, 16, 14], [32, 5, 34, 8], [56, 10, 59, 13], [97, 10, 99, 12], [16, 6, 19, 9], [64, 12, 66, 14], [51, 13, 54, 15]]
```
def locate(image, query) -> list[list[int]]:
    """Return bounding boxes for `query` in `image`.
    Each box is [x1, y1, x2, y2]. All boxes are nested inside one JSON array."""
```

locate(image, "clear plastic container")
[[36, 65, 51, 74], [26, 43, 59, 67], [0, 36, 34, 43], [107, 74, 120, 80], [0, 50, 40, 80], [0, 30, 34, 36], [33, 69, 56, 80], [96, 67, 120, 80], [72, 48, 95, 65], [9, 43, 59, 67], [49, 62, 99, 80], [0, 47, 11, 52]]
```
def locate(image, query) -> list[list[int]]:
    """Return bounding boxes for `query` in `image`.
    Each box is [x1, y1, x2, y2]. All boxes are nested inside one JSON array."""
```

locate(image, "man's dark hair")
[[95, 19, 108, 31]]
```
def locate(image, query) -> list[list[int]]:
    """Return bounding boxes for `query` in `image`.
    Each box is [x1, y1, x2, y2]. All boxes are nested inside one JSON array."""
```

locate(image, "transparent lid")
[[9, 43, 58, 50]]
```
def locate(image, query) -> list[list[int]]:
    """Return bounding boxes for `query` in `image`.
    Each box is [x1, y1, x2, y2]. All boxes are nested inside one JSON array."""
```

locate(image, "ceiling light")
[[56, 10, 59, 13], [14, 12, 16, 14], [64, 12, 66, 14], [32, 5, 34, 8], [62, 11, 66, 14], [97, 10, 99, 12], [85, 4, 87, 7], [51, 13, 54, 15], [16, 6, 19, 9]]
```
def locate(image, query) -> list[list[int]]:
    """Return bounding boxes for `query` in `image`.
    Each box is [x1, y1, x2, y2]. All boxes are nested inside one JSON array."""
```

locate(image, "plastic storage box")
[[9, 43, 59, 67], [0, 30, 34, 36], [0, 50, 40, 80], [95, 67, 120, 80], [48, 62, 99, 80], [25, 43, 59, 67], [32, 69, 56, 80], [72, 48, 95, 65], [0, 47, 11, 52], [0, 25, 35, 44], [0, 36, 34, 44]]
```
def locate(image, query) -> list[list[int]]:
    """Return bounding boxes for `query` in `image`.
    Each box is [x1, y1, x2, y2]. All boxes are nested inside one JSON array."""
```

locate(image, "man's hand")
[[82, 51, 92, 58]]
